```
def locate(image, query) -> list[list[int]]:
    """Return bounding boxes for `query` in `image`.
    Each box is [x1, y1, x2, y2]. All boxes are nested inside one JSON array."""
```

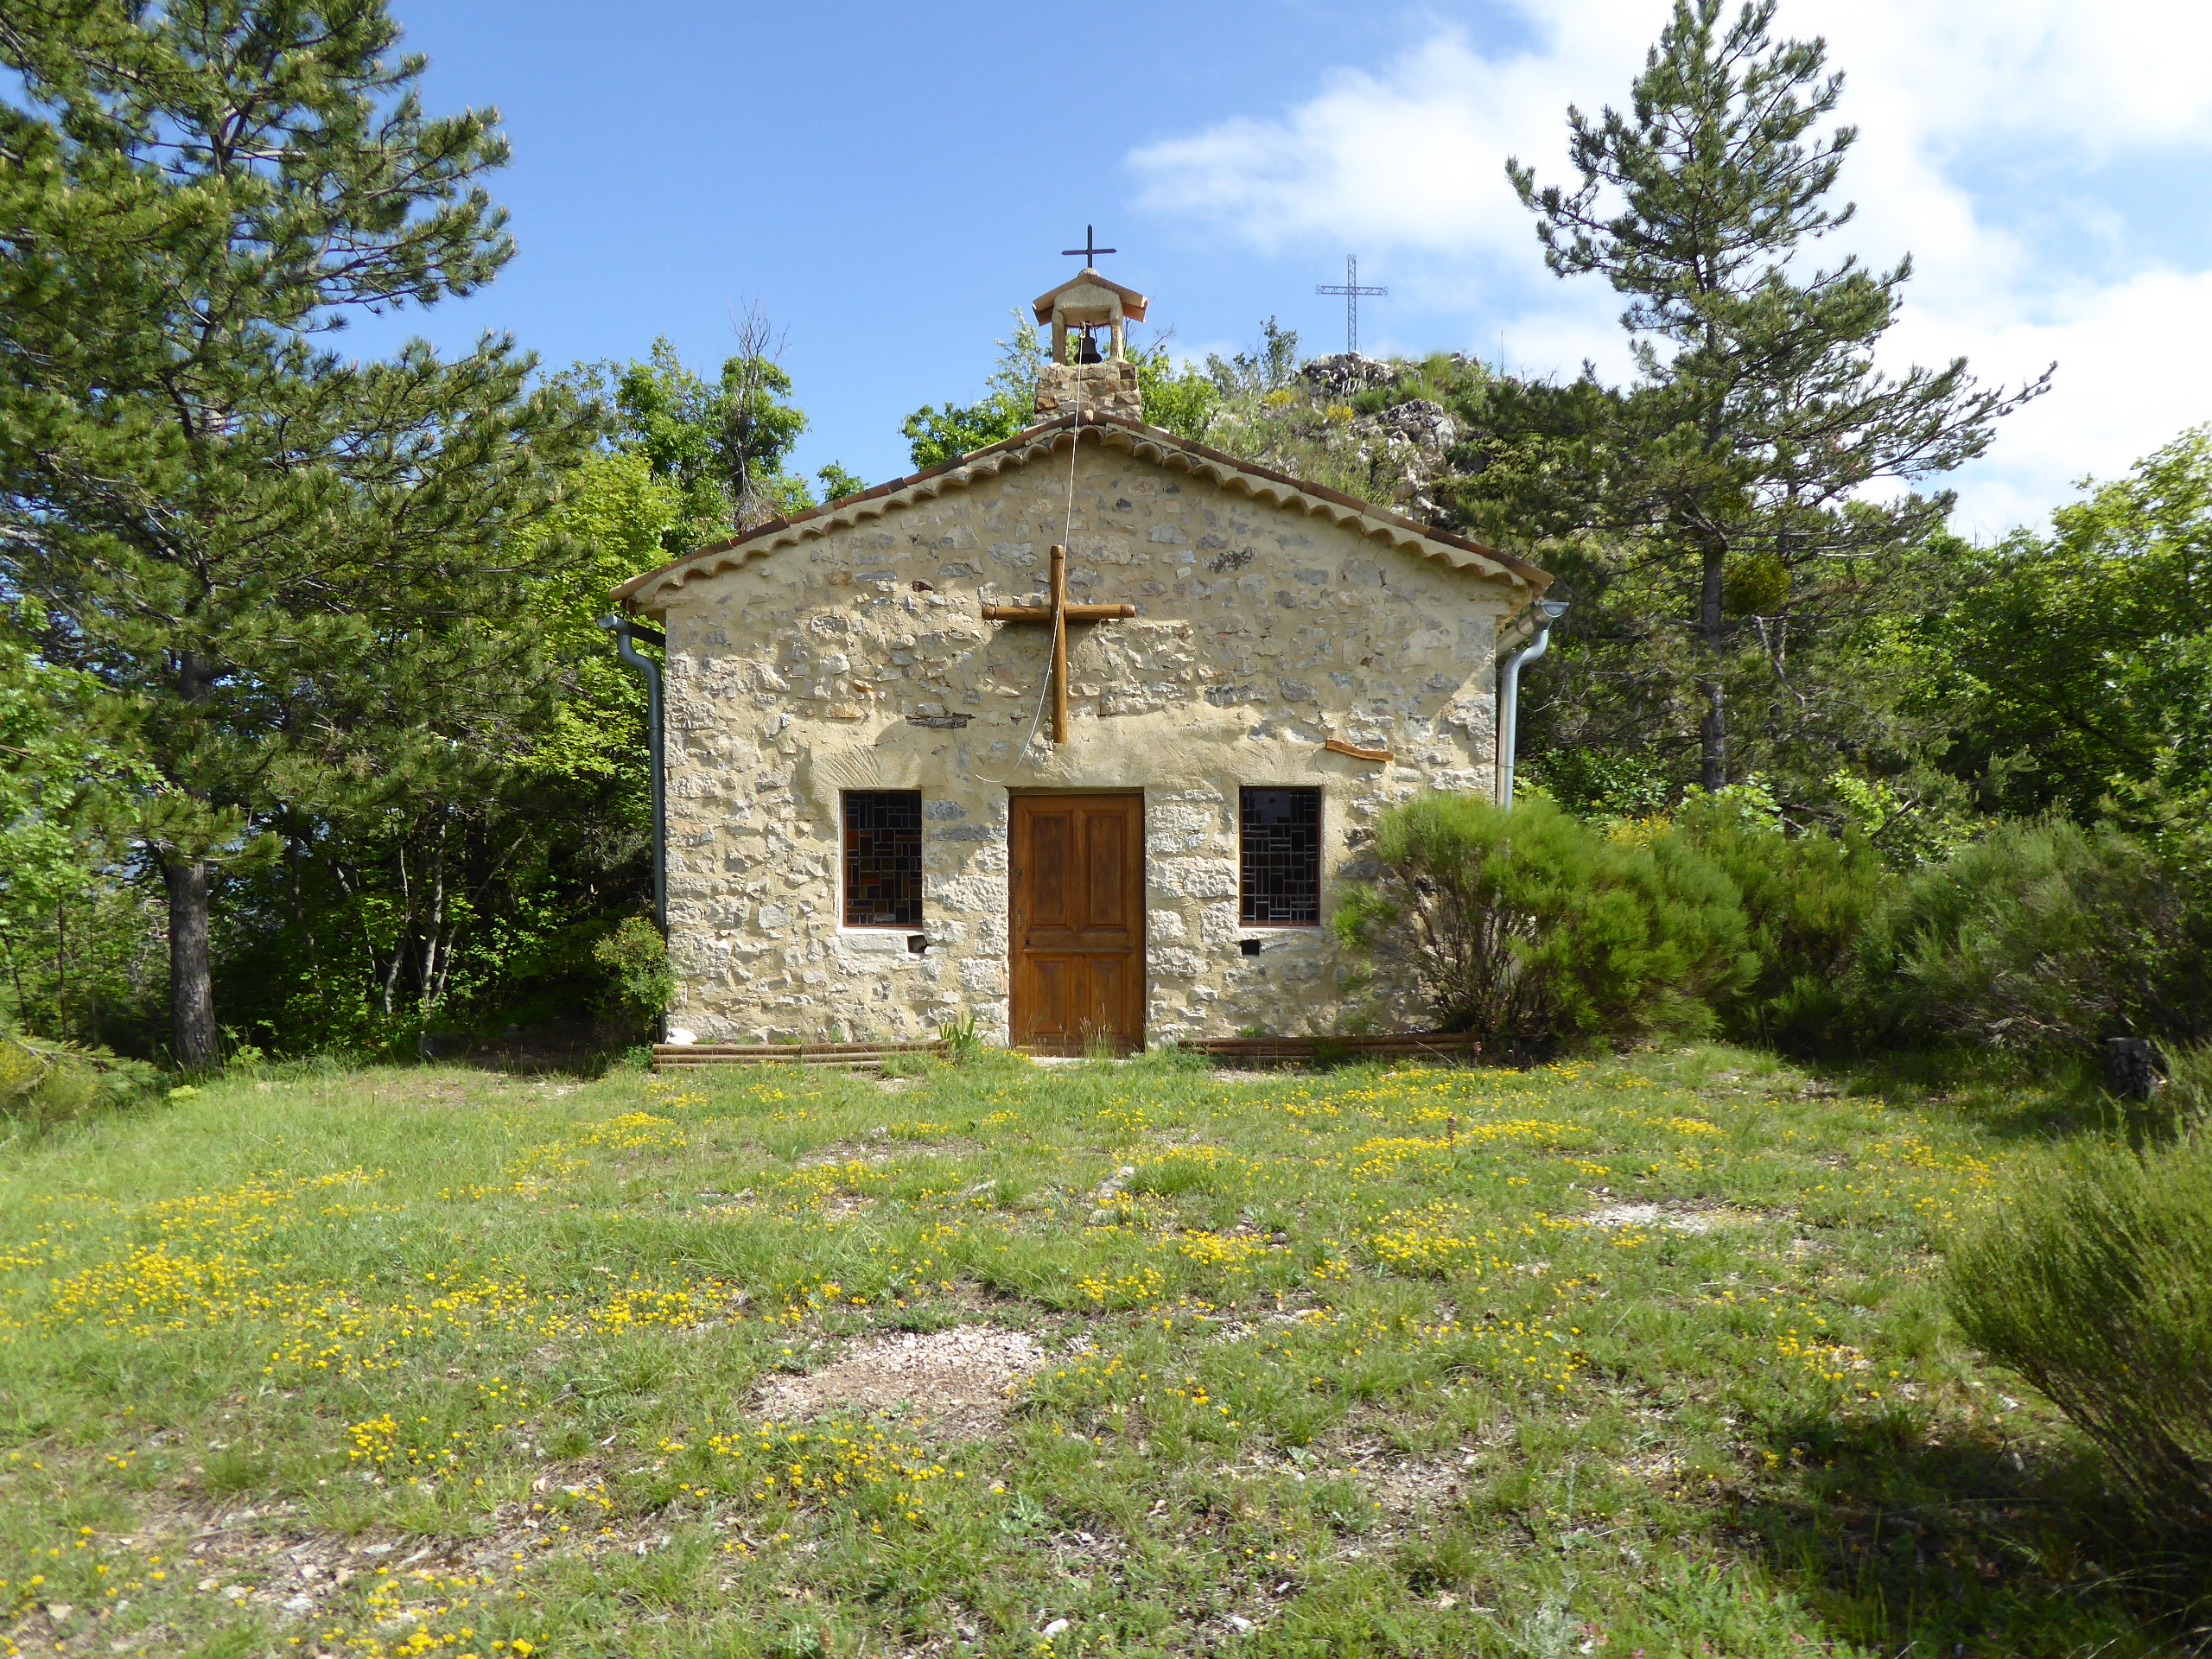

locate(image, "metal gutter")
[[1496, 599, 1567, 810]]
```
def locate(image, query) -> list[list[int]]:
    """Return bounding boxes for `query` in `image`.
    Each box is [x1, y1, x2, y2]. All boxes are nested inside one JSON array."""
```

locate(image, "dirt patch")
[[1614, 1448, 1683, 1484], [26, 1489, 679, 1645], [1583, 1202, 1765, 1234], [796, 1136, 980, 1169], [753, 1325, 1046, 1439], [1361, 1457, 1471, 1516]]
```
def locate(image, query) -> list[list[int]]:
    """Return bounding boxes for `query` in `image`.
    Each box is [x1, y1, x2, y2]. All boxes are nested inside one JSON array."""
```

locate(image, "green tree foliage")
[[592, 913, 673, 1042], [0, 0, 594, 1067], [1501, 0, 2043, 797], [1205, 318, 1302, 398], [0, 627, 164, 1040], [816, 461, 866, 504], [902, 397, 1027, 471], [614, 317, 813, 551], [208, 446, 673, 1055], [1333, 793, 1753, 1052], [904, 313, 1222, 470], [0, 1014, 158, 1133], [1129, 343, 1218, 442], [1909, 429, 2212, 819]]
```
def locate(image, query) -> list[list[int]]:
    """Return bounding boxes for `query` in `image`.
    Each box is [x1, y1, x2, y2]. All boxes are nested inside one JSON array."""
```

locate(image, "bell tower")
[[1030, 257, 1148, 423]]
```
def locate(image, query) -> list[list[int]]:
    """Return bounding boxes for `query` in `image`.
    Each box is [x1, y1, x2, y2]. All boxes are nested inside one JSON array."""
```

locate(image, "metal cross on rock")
[[1060, 225, 1116, 266], [982, 544, 1135, 744], [1316, 255, 1387, 354]]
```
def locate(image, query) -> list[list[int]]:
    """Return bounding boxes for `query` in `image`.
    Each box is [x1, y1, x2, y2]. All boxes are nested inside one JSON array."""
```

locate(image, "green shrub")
[[1947, 1131, 2212, 1530], [0, 1022, 158, 1134], [1670, 793, 1894, 1049], [1852, 817, 2212, 1054], [1333, 793, 1754, 1052], [593, 916, 675, 1039]]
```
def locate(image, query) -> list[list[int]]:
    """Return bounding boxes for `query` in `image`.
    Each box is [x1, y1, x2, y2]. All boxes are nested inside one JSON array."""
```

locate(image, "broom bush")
[[1947, 1130, 2212, 1531], [1853, 817, 2212, 1055], [1333, 793, 1753, 1051]]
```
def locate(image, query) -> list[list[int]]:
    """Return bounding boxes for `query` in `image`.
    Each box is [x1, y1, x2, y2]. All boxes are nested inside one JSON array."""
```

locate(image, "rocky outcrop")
[[1346, 398, 1459, 523], [1300, 353, 1398, 402], [1365, 397, 1457, 452], [1284, 359, 1470, 526]]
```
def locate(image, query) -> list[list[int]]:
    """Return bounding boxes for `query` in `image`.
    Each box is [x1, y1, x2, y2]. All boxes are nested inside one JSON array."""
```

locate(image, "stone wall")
[[649, 432, 1523, 1046], [1033, 360, 1141, 422]]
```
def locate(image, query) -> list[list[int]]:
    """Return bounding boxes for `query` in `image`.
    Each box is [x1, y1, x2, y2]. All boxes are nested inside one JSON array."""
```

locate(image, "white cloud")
[[1823, 0, 2212, 156], [1128, 0, 2212, 533], [1130, 29, 1608, 258], [1891, 268, 2212, 538]]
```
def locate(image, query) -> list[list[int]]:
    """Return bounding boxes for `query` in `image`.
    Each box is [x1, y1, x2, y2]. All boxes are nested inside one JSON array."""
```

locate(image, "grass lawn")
[[0, 1045, 2194, 1658]]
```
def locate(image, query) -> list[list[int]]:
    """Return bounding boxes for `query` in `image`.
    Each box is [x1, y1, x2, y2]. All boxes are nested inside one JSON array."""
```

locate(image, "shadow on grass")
[[1741, 1401, 2212, 1656], [1798, 1044, 2144, 1148], [429, 1016, 637, 1077]]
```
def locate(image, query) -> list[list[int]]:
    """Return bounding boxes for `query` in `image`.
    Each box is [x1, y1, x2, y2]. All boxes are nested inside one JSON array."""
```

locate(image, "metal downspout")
[[600, 616, 667, 931], [1496, 599, 1567, 810]]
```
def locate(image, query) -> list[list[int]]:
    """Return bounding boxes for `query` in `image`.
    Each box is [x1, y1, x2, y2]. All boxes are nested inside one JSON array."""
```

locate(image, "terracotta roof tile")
[[613, 411, 1551, 609]]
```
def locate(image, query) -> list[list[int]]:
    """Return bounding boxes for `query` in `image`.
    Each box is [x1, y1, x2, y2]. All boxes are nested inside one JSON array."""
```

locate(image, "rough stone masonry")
[[618, 416, 1548, 1048]]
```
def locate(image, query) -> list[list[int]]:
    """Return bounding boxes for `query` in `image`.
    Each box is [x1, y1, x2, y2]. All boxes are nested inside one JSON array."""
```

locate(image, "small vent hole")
[[1240, 939, 1262, 957]]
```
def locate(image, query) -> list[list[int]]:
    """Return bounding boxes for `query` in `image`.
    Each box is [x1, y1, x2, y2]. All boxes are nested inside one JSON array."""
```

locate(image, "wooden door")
[[1010, 793, 1146, 1054]]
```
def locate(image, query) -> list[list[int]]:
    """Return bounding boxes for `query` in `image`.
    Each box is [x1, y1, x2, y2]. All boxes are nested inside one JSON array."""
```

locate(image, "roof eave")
[[1030, 269, 1150, 324], [613, 412, 1551, 612]]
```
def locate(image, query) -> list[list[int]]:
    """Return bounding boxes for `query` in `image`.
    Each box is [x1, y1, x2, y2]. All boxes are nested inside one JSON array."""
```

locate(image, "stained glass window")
[[843, 791, 922, 926], [1240, 787, 1320, 925]]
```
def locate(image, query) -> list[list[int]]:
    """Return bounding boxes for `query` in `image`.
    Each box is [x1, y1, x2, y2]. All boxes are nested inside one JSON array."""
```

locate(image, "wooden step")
[[1180, 1033, 1483, 1065], [652, 1033, 1478, 1072], [652, 1039, 947, 1072]]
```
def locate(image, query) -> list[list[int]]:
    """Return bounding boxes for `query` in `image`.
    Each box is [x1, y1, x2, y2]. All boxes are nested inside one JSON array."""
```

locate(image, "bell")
[[1076, 330, 1103, 365]]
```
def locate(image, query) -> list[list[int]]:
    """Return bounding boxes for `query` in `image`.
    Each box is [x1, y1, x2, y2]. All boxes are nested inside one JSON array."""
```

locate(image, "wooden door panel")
[[1027, 956, 1072, 1045], [1011, 793, 1144, 1053], [1084, 953, 1129, 1039], [1085, 811, 1127, 930], [1028, 810, 1071, 929]]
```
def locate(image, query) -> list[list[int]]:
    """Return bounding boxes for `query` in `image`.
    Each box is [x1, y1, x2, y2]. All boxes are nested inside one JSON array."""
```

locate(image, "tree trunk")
[[0, 923, 27, 1014], [163, 647, 222, 1070], [164, 853, 219, 1071], [1698, 541, 1727, 790]]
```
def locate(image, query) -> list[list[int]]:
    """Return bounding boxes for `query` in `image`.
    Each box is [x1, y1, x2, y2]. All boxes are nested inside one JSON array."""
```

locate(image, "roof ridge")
[[612, 413, 1550, 607]]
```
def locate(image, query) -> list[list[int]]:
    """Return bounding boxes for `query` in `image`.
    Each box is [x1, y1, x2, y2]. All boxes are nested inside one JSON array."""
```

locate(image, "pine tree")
[[1507, 0, 2046, 791], [0, 0, 593, 1067]]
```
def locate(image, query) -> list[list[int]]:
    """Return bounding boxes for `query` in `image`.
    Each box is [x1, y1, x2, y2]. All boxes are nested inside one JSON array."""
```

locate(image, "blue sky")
[[352, 0, 2212, 538]]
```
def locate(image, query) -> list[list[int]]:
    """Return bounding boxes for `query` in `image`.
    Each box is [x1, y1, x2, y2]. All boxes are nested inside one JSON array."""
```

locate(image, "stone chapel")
[[613, 264, 1554, 1053]]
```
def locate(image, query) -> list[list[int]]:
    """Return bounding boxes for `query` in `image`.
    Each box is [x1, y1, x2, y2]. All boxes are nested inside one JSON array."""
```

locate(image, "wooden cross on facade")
[[982, 543, 1135, 743]]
